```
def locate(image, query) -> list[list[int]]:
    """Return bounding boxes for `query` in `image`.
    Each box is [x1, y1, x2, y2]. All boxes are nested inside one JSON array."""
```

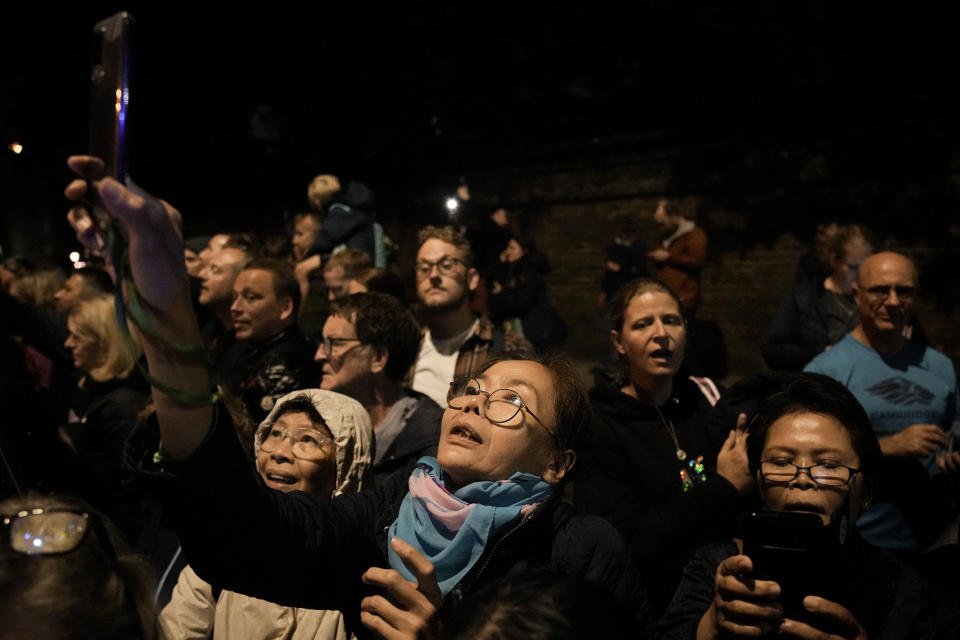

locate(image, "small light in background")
[[8, 142, 23, 155], [69, 252, 81, 263], [445, 197, 459, 212]]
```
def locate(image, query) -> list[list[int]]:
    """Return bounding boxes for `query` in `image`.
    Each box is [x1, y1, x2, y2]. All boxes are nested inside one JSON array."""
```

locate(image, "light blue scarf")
[[387, 457, 554, 594]]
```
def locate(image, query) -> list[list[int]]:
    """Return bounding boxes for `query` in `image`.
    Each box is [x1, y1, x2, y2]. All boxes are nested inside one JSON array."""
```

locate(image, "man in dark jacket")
[[315, 292, 442, 484], [220, 258, 318, 424]]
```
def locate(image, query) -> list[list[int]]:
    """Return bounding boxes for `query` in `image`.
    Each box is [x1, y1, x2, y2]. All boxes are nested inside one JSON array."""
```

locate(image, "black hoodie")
[[574, 373, 743, 612]]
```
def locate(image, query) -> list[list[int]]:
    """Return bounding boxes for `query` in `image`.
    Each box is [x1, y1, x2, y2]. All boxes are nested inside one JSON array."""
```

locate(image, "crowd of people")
[[0, 155, 957, 639]]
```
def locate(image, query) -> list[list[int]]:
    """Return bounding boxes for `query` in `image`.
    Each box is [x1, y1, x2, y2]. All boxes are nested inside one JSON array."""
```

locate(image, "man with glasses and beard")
[[410, 226, 529, 408], [805, 252, 959, 558]]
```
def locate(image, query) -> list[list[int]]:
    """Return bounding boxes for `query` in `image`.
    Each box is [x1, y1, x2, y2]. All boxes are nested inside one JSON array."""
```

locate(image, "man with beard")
[[410, 226, 529, 407]]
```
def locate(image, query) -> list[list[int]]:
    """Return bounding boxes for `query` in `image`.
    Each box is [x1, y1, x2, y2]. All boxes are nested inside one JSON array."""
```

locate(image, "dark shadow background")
[[2, 2, 957, 372]]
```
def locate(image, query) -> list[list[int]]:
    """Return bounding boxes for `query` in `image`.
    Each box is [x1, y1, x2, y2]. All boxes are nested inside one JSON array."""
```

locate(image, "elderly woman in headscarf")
[[160, 390, 374, 640]]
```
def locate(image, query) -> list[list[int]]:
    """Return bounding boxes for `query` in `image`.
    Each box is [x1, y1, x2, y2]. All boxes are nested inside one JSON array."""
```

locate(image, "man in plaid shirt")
[[410, 226, 529, 407]]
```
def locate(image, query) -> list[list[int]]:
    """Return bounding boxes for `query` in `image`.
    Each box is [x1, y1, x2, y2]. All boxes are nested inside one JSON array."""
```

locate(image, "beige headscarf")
[[254, 389, 375, 496]]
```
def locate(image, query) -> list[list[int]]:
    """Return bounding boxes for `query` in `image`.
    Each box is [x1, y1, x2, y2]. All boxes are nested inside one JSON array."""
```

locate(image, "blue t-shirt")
[[804, 334, 957, 549]]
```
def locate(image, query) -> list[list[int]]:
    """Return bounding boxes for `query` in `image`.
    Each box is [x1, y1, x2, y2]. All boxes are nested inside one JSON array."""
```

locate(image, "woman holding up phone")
[[657, 374, 959, 639]]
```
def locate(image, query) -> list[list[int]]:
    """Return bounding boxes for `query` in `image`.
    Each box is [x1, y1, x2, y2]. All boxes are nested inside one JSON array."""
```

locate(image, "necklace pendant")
[[676, 448, 687, 461]]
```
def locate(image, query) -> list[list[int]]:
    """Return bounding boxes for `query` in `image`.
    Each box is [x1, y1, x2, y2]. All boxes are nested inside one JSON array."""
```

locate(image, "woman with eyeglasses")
[[160, 390, 374, 639], [0, 493, 162, 639], [64, 158, 647, 639], [657, 374, 959, 640], [575, 278, 753, 612]]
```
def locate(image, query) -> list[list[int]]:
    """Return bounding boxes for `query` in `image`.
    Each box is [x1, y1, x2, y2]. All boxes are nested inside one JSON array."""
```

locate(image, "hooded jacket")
[[574, 374, 742, 612], [160, 390, 374, 640]]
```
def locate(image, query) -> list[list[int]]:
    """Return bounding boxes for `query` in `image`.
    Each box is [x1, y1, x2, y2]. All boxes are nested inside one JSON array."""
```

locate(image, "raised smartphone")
[[89, 12, 134, 183]]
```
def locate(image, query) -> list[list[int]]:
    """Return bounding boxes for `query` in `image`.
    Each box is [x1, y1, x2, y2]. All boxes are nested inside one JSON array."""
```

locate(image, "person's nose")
[[230, 297, 242, 315], [885, 286, 901, 306], [458, 392, 484, 416], [651, 319, 670, 341], [314, 344, 328, 363], [789, 465, 817, 488], [271, 435, 295, 461]]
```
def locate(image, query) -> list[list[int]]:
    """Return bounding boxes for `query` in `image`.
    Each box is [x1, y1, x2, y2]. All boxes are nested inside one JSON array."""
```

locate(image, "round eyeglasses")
[[759, 459, 861, 487], [414, 255, 465, 280], [257, 425, 332, 459], [446, 377, 560, 445]]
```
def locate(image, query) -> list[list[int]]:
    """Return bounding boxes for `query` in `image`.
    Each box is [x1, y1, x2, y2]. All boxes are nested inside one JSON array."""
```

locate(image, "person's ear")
[[851, 283, 865, 306], [279, 297, 295, 322], [611, 329, 626, 356], [542, 449, 576, 484], [467, 267, 480, 292], [370, 347, 389, 375]]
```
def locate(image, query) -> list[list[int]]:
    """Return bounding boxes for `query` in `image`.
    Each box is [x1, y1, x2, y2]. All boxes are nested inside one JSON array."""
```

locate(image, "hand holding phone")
[[703, 553, 784, 639], [742, 511, 824, 623], [88, 12, 134, 235]]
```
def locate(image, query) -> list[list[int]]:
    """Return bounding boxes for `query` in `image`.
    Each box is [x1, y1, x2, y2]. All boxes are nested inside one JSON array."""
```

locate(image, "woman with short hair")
[[658, 374, 960, 639]]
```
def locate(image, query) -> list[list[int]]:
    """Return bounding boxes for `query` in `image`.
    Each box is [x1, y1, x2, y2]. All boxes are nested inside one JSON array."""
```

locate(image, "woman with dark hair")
[[658, 373, 960, 639], [575, 278, 753, 612], [0, 493, 162, 639]]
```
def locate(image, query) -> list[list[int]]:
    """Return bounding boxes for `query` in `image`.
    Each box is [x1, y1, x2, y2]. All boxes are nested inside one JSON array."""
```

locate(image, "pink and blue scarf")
[[387, 457, 554, 594]]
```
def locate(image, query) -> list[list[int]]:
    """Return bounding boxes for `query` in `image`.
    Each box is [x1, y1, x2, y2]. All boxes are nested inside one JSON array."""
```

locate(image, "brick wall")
[[449, 159, 960, 384]]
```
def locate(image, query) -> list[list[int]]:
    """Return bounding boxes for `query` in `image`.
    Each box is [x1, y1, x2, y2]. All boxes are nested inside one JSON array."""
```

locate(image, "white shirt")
[[412, 320, 478, 407]]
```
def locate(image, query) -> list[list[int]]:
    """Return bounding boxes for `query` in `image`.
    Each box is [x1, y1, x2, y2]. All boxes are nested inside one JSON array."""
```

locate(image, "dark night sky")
[[2, 3, 958, 259]]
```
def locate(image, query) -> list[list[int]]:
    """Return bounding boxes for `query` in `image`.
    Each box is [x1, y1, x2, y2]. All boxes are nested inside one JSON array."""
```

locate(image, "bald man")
[[805, 252, 959, 553]]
